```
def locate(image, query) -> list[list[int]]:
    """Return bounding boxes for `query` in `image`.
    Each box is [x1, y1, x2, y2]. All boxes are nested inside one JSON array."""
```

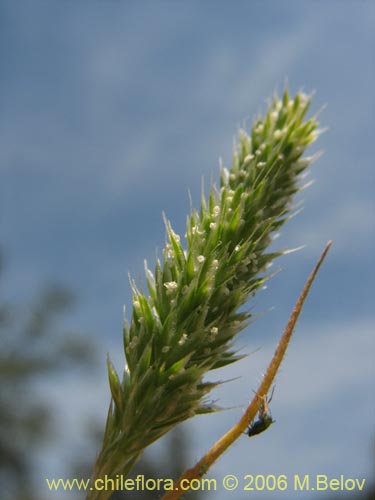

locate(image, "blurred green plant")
[[0, 252, 95, 500], [88, 90, 323, 499]]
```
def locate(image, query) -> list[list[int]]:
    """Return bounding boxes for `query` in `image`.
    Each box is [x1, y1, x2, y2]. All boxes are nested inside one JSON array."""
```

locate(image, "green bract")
[[89, 90, 321, 493]]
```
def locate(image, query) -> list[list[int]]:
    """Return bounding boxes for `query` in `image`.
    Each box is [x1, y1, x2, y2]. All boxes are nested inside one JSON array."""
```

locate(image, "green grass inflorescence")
[[88, 90, 321, 494]]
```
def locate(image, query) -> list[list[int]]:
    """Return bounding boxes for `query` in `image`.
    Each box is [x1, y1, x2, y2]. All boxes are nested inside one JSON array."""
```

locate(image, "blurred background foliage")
[[0, 247, 94, 499]]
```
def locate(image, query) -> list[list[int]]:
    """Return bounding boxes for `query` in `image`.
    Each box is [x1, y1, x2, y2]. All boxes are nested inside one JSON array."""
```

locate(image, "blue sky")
[[1, 1, 374, 498]]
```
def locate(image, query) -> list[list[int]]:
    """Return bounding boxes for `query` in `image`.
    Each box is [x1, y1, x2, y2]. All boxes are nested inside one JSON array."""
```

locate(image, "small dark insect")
[[246, 387, 275, 437]]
